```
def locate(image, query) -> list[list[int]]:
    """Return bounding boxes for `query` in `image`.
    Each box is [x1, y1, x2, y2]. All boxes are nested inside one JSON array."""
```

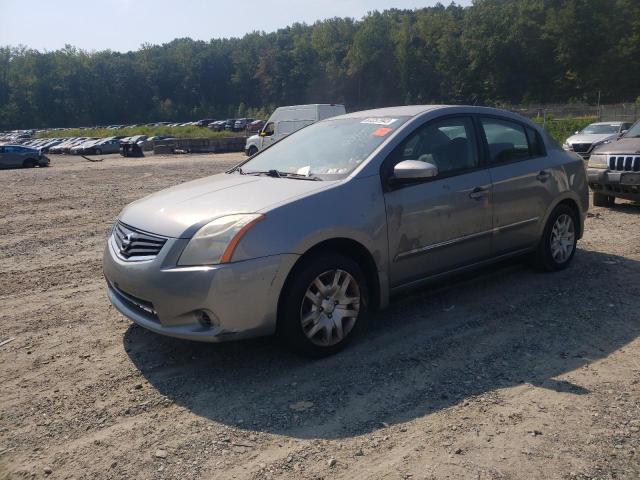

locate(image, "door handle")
[[536, 170, 551, 182], [469, 186, 488, 200]]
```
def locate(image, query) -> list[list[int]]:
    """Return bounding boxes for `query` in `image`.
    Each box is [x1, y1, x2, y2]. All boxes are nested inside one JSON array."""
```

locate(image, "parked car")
[[586, 120, 640, 206], [563, 121, 632, 159], [247, 119, 266, 134], [245, 104, 346, 156], [0, 145, 50, 168], [208, 120, 226, 131], [70, 138, 100, 154], [104, 105, 588, 356], [195, 118, 216, 127], [233, 118, 253, 131], [224, 119, 236, 131], [83, 137, 123, 155], [38, 138, 63, 153], [50, 137, 85, 154]]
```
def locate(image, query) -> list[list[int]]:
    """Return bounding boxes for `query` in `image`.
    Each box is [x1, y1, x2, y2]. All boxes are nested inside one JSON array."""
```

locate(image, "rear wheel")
[[22, 159, 36, 168], [533, 204, 578, 271], [278, 252, 368, 357], [593, 192, 615, 207]]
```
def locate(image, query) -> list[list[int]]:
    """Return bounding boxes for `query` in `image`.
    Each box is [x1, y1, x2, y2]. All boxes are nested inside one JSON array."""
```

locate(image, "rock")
[[328, 458, 337, 468], [454, 448, 463, 455], [154, 449, 168, 459], [44, 467, 53, 475], [355, 449, 364, 456], [134, 383, 143, 390]]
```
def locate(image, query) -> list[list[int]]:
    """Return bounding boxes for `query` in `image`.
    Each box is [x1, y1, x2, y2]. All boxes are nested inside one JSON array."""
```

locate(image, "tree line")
[[1, 0, 639, 129]]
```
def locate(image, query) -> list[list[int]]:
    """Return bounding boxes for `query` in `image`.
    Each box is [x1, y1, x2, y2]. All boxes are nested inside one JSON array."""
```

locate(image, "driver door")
[[260, 122, 277, 149], [383, 116, 493, 287]]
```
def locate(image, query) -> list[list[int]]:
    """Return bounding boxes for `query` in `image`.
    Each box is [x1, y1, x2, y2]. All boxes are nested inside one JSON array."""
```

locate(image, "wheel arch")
[[276, 237, 382, 331], [541, 194, 584, 239]]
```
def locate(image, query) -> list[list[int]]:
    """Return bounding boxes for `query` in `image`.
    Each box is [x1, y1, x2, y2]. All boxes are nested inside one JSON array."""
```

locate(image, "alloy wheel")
[[550, 213, 575, 263], [299, 269, 360, 347]]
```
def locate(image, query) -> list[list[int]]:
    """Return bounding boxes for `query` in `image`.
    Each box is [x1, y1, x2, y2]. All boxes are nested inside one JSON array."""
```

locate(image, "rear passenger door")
[[479, 116, 559, 255]]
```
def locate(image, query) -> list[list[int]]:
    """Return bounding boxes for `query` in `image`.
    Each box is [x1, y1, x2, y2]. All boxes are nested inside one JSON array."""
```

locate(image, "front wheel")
[[533, 205, 578, 271], [23, 159, 36, 168], [94, 148, 102, 155], [278, 253, 368, 357], [247, 146, 258, 156]]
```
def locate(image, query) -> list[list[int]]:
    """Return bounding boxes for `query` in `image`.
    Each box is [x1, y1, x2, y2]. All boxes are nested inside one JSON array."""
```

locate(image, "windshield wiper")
[[243, 169, 322, 181]]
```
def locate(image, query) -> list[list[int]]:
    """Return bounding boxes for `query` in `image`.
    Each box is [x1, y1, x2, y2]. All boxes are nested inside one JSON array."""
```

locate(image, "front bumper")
[[103, 234, 299, 342], [587, 168, 640, 200]]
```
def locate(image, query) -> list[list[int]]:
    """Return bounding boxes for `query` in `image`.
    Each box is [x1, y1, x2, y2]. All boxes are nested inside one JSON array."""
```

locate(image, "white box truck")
[[244, 104, 346, 156]]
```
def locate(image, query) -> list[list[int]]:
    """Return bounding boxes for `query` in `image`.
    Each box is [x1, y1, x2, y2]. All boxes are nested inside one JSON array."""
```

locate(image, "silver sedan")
[[103, 105, 589, 356]]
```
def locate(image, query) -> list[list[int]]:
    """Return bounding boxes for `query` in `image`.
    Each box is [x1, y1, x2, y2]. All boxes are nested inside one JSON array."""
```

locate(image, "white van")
[[245, 104, 346, 155]]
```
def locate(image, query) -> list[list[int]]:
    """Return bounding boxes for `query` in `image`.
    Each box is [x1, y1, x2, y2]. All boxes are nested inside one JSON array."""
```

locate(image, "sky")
[[0, 0, 472, 53]]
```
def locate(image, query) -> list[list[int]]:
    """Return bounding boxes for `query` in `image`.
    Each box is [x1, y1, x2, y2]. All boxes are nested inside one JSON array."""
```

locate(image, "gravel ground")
[[1, 153, 639, 480]]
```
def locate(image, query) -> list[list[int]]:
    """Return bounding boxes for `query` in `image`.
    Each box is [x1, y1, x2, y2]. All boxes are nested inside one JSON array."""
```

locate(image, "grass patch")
[[37, 125, 245, 139]]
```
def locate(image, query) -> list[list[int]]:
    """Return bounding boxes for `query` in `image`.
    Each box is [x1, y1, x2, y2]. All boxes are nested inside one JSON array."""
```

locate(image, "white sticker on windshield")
[[361, 117, 398, 126]]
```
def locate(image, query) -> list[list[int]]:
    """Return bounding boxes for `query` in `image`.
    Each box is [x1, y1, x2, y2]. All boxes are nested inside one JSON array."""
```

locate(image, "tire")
[[532, 204, 579, 272], [593, 192, 615, 207], [278, 252, 369, 357], [94, 148, 102, 155], [23, 159, 36, 168], [247, 146, 258, 156]]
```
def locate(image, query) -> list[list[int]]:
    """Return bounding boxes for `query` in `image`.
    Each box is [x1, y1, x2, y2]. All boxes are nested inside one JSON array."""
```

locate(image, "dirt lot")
[[1, 153, 639, 480]]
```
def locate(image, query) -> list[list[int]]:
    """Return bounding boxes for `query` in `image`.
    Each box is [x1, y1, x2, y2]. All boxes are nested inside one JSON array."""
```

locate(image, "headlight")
[[178, 214, 264, 266], [588, 154, 608, 169], [562, 142, 572, 150]]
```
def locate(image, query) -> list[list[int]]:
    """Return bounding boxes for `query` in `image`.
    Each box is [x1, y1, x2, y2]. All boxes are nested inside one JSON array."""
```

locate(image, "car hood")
[[592, 137, 640, 155], [119, 173, 331, 238], [566, 133, 615, 144]]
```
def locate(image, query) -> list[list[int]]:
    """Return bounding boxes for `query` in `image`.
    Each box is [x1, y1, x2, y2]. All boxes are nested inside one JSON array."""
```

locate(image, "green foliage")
[[1, 0, 640, 129], [36, 126, 242, 139], [532, 116, 597, 143]]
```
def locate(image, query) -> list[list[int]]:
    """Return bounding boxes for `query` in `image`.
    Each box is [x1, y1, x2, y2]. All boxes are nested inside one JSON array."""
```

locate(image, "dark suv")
[[587, 120, 640, 206]]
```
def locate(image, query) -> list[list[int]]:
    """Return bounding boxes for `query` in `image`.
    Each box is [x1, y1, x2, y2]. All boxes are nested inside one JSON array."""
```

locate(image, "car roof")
[[340, 105, 449, 118], [589, 121, 623, 126], [338, 104, 537, 120]]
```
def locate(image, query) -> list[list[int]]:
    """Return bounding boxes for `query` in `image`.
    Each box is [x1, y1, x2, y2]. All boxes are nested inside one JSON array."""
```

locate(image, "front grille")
[[608, 155, 640, 172], [572, 143, 592, 153], [112, 222, 167, 260]]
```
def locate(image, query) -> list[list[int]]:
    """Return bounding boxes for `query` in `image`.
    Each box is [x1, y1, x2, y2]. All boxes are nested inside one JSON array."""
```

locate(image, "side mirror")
[[392, 160, 438, 181], [259, 131, 266, 137], [574, 130, 580, 135]]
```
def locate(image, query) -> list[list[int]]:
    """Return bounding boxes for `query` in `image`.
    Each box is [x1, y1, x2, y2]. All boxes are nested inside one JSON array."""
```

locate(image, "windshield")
[[238, 116, 410, 179], [580, 124, 619, 135], [623, 121, 640, 138]]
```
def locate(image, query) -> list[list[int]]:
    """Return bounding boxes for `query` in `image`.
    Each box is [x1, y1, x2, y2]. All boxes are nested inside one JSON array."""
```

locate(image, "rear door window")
[[480, 118, 531, 164]]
